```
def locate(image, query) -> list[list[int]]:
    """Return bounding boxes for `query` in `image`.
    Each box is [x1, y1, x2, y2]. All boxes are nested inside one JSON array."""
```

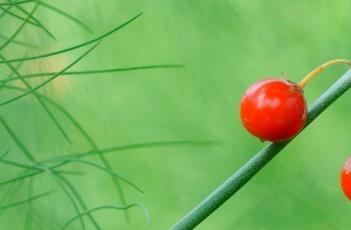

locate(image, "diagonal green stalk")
[[171, 69, 351, 230]]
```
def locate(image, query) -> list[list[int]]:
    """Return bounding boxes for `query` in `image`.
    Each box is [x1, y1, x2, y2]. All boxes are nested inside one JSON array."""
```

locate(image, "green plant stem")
[[171, 68, 351, 230]]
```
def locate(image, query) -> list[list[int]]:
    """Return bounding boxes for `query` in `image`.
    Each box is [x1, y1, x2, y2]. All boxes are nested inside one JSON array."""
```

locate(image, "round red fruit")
[[341, 157, 351, 200], [240, 78, 307, 142]]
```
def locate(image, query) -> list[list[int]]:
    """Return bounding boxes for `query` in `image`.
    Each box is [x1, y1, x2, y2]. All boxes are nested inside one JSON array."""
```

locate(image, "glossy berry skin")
[[341, 157, 351, 200], [240, 78, 307, 142]]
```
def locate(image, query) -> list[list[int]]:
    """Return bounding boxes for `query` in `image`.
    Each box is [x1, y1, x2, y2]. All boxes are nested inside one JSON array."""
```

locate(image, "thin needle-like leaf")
[[47, 157, 144, 193], [0, 4, 55, 40], [0, 0, 34, 6], [12, 4, 56, 40], [55, 170, 84, 176], [38, 2, 92, 33], [0, 158, 37, 170], [0, 58, 24, 90], [44, 169, 86, 229], [0, 149, 10, 159], [0, 175, 24, 207], [61, 203, 151, 230], [36, 140, 218, 165], [0, 64, 183, 84], [0, 115, 35, 161], [0, 5, 37, 25], [53, 172, 100, 229], [77, 140, 218, 159], [0, 190, 54, 210], [0, 5, 12, 17], [0, 154, 142, 194], [7, 58, 24, 78], [0, 136, 216, 188], [24, 177, 34, 230], [0, 42, 100, 106], [0, 53, 72, 143], [0, 13, 142, 63], [0, 33, 37, 48], [28, 212, 45, 230], [0, 0, 41, 51], [1, 84, 130, 216], [0, 170, 40, 186]]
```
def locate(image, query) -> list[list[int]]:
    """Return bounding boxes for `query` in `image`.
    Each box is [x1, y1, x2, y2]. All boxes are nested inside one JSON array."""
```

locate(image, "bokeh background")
[[0, 0, 351, 229]]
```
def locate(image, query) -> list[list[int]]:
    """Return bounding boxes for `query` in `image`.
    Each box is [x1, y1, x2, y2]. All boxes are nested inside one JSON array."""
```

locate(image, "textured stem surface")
[[171, 69, 351, 230]]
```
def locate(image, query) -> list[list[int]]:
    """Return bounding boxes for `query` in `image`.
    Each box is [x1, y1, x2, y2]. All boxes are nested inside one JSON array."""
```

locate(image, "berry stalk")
[[171, 68, 351, 230], [298, 59, 351, 88]]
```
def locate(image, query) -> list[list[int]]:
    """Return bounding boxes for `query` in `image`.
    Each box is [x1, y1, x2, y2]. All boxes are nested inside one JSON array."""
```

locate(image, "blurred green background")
[[0, 0, 351, 229]]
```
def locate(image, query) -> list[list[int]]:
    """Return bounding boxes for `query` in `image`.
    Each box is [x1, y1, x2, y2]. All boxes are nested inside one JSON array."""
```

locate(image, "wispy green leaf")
[[0, 13, 142, 63], [61, 203, 150, 230], [0, 190, 54, 210], [0, 42, 100, 106]]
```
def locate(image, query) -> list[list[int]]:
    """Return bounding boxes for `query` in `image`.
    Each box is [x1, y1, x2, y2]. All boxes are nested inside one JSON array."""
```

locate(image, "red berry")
[[341, 157, 351, 200], [240, 78, 307, 142]]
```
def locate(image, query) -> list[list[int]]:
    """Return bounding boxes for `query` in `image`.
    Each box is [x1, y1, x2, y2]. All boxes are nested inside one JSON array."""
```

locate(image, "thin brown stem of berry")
[[298, 59, 351, 88]]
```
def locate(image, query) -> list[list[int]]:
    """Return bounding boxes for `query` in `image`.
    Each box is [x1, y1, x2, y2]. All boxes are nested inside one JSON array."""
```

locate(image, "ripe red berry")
[[341, 157, 351, 200], [240, 78, 307, 142]]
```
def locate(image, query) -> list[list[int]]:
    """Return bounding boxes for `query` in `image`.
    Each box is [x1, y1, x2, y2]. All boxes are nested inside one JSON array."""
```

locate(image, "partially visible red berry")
[[240, 78, 307, 142], [341, 156, 351, 200]]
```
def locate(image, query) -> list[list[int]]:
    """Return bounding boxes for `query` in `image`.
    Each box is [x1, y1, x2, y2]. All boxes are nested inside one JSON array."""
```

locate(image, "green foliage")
[[0, 0, 203, 229], [0, 0, 350, 229]]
